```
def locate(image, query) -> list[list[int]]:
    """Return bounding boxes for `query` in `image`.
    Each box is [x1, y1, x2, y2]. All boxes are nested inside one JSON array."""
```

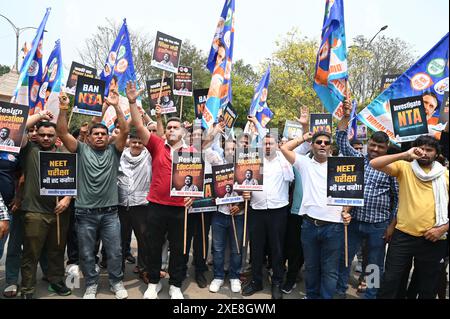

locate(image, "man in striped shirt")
[[335, 98, 399, 299]]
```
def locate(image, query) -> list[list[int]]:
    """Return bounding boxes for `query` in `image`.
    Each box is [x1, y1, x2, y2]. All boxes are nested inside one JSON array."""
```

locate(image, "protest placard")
[[39, 152, 77, 196], [193, 88, 209, 120], [223, 102, 238, 129], [146, 77, 176, 115], [191, 173, 217, 213], [151, 31, 182, 74], [66, 62, 97, 95], [233, 148, 263, 191], [389, 95, 429, 142], [380, 74, 400, 92], [173, 66, 193, 97], [327, 156, 364, 206], [310, 113, 332, 134], [72, 76, 105, 117], [356, 124, 368, 140], [170, 151, 204, 198], [283, 120, 303, 140], [438, 91, 449, 129], [0, 102, 29, 153], [212, 164, 244, 205]]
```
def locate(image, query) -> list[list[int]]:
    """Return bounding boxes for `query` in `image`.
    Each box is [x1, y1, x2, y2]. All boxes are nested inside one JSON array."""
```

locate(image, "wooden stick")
[[157, 71, 166, 104], [231, 215, 240, 255], [344, 223, 348, 268], [56, 197, 60, 246], [243, 200, 248, 247], [67, 110, 74, 129], [183, 206, 188, 255], [201, 213, 206, 260], [179, 96, 184, 120]]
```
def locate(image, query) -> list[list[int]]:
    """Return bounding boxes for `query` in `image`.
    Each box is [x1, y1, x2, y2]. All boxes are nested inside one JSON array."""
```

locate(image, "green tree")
[[0, 64, 10, 76]]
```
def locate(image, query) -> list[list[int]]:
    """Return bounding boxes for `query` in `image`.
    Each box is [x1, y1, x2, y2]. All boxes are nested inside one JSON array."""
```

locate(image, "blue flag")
[[34, 40, 63, 121], [249, 67, 273, 127], [203, 0, 235, 129], [358, 33, 449, 142], [313, 0, 348, 118], [100, 19, 137, 131], [12, 8, 51, 113], [347, 99, 358, 139]]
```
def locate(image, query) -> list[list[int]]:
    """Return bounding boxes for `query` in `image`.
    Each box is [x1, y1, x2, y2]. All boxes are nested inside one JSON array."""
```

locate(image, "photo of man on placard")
[[0, 127, 15, 147], [160, 52, 174, 68], [180, 175, 199, 192], [241, 169, 259, 186]]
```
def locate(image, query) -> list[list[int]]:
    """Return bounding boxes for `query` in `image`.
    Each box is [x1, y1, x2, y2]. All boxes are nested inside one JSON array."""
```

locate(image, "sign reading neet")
[[327, 156, 364, 207], [39, 152, 77, 196], [0, 101, 29, 153]]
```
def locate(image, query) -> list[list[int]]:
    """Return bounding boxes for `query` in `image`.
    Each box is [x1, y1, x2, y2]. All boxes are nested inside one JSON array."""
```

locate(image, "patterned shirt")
[[0, 192, 9, 221], [336, 130, 399, 223]]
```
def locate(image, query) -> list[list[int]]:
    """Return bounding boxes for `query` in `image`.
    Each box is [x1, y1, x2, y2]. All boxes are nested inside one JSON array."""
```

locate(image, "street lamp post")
[[0, 13, 40, 71]]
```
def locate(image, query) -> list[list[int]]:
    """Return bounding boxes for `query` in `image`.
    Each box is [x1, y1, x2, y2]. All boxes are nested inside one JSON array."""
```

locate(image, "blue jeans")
[[211, 212, 244, 280], [5, 211, 48, 285], [301, 218, 344, 299], [336, 220, 388, 299], [75, 206, 123, 287]]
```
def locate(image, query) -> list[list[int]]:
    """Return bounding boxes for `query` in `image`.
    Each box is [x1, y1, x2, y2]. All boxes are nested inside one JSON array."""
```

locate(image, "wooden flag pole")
[[56, 197, 60, 246], [179, 96, 184, 120], [183, 206, 188, 255], [344, 224, 349, 267], [157, 71, 166, 104], [231, 215, 240, 255], [201, 213, 206, 260], [243, 200, 248, 247], [67, 110, 74, 129]]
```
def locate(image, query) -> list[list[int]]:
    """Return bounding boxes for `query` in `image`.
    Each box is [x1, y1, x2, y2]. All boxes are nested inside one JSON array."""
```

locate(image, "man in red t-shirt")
[[127, 82, 194, 299]]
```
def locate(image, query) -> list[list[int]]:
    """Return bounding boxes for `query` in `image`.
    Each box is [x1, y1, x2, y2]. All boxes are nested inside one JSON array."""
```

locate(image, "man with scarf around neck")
[[117, 129, 152, 278], [371, 135, 449, 299]]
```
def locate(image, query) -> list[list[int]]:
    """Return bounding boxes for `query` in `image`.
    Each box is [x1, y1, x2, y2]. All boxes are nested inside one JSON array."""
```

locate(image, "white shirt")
[[294, 153, 342, 223], [250, 151, 292, 210]]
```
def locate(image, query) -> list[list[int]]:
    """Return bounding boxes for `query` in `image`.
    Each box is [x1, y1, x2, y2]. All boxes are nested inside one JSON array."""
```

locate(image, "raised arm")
[[127, 81, 150, 145], [280, 131, 313, 165], [21, 109, 54, 148], [370, 147, 423, 175], [108, 88, 129, 152], [56, 91, 78, 153], [155, 105, 165, 137]]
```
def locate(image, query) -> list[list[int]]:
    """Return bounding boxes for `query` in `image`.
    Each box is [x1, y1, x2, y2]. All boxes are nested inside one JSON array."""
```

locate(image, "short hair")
[[311, 131, 332, 143], [412, 135, 441, 156], [350, 139, 363, 146], [128, 128, 140, 140], [72, 128, 81, 139], [245, 169, 253, 176], [185, 175, 193, 181], [36, 121, 56, 130], [1, 127, 10, 134], [166, 117, 182, 126], [89, 123, 109, 135], [423, 91, 438, 101], [26, 125, 37, 133], [370, 131, 389, 145]]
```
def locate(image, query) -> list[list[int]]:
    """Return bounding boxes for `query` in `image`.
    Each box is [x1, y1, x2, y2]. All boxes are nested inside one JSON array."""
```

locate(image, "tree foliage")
[[0, 64, 10, 76]]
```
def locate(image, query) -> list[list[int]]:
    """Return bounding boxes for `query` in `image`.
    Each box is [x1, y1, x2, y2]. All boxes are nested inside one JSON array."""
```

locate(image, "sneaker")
[[48, 281, 72, 296], [66, 264, 80, 277], [230, 279, 241, 293], [110, 281, 128, 299], [143, 282, 162, 299], [169, 285, 184, 299], [125, 255, 136, 264], [83, 284, 98, 299], [281, 281, 297, 294], [209, 279, 224, 293]]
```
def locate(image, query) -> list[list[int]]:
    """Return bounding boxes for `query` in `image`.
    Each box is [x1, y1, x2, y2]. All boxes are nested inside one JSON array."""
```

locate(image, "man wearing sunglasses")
[[335, 98, 398, 299], [281, 130, 351, 299]]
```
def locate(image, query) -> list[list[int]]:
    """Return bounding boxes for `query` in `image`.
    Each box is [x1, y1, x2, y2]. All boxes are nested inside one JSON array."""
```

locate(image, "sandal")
[[3, 284, 18, 298], [357, 281, 367, 293]]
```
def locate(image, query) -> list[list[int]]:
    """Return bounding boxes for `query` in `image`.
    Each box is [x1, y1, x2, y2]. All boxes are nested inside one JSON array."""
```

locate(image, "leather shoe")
[[241, 281, 263, 296], [271, 284, 283, 299], [195, 272, 207, 288]]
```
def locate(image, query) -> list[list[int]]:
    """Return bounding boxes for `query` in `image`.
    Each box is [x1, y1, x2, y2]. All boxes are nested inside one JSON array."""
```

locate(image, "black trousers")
[[66, 200, 78, 265], [249, 206, 288, 286], [283, 214, 304, 283], [378, 229, 447, 299], [146, 202, 186, 287], [118, 205, 148, 270], [184, 212, 211, 275]]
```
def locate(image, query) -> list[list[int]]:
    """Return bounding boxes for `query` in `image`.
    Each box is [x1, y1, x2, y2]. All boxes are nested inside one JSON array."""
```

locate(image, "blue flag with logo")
[[12, 8, 50, 113], [249, 67, 273, 127], [99, 19, 137, 131], [358, 33, 449, 142], [203, 0, 235, 129], [313, 0, 348, 119], [34, 40, 63, 121]]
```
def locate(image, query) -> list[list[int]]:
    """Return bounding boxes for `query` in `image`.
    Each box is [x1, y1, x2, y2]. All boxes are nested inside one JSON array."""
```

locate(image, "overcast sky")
[[0, 0, 449, 76]]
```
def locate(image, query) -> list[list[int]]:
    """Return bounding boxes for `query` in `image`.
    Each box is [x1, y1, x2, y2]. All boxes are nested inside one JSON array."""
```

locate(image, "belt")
[[304, 215, 337, 227]]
